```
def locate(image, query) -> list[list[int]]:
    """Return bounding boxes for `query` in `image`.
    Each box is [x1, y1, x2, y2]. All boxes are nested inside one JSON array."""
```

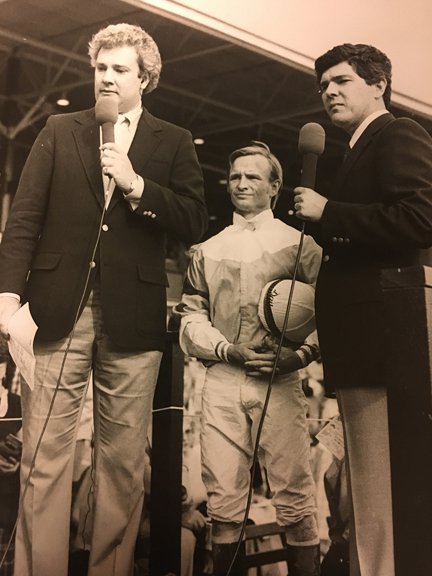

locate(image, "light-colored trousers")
[[337, 386, 395, 576], [14, 287, 162, 576], [201, 363, 317, 528]]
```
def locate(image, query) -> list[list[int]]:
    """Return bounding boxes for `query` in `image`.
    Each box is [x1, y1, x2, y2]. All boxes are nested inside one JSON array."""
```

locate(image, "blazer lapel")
[[73, 109, 105, 208], [128, 108, 163, 171], [335, 113, 394, 195]]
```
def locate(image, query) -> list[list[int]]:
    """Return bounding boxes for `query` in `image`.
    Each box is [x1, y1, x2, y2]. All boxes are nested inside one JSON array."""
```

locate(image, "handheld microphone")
[[95, 96, 118, 143], [298, 123, 325, 188], [95, 96, 119, 202]]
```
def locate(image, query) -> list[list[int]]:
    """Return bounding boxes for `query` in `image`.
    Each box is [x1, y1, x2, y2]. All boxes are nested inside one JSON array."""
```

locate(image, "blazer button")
[[102, 224, 109, 232], [151, 213, 156, 219], [338, 237, 344, 243], [332, 237, 338, 243], [90, 261, 96, 269], [323, 255, 330, 262]]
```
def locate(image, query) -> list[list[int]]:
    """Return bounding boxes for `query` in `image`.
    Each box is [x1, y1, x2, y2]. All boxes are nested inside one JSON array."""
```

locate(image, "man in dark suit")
[[293, 44, 432, 576], [0, 23, 207, 576]]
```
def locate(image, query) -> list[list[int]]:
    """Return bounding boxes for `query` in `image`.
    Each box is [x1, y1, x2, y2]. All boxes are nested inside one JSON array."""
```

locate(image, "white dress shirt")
[[101, 102, 144, 209]]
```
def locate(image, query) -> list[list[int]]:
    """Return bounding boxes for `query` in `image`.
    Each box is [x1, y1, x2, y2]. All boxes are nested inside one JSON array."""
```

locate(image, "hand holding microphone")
[[95, 96, 137, 193], [294, 123, 326, 222]]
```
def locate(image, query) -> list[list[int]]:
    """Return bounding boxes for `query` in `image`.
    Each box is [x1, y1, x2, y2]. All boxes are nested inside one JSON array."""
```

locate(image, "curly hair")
[[88, 23, 162, 94], [315, 43, 392, 107]]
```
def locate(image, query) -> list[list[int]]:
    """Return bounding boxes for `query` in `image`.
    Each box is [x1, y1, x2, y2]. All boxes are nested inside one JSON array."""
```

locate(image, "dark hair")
[[88, 23, 161, 94], [315, 43, 392, 107]]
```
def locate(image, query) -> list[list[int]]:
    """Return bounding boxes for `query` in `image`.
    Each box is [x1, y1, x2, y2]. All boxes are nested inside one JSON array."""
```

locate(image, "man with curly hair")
[[0, 23, 207, 576]]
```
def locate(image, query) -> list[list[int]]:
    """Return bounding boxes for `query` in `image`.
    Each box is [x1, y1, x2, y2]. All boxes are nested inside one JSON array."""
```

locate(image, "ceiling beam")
[[196, 104, 325, 136], [163, 43, 232, 65], [0, 26, 88, 65], [159, 82, 253, 117], [0, 47, 90, 80]]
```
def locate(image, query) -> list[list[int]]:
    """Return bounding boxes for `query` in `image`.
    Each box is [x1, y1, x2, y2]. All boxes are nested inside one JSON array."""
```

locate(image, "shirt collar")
[[232, 209, 274, 230], [349, 109, 388, 149], [118, 102, 143, 127]]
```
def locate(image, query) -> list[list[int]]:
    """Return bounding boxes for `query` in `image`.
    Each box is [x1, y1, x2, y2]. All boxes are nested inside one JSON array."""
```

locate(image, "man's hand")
[[0, 296, 21, 339], [226, 341, 276, 372], [244, 342, 303, 376], [293, 186, 328, 221], [181, 508, 207, 533], [270, 347, 303, 374], [100, 143, 137, 193], [0, 453, 19, 475]]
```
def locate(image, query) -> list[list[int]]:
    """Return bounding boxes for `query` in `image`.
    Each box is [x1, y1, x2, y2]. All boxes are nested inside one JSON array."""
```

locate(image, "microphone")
[[95, 96, 118, 202], [298, 123, 325, 188], [95, 96, 118, 143]]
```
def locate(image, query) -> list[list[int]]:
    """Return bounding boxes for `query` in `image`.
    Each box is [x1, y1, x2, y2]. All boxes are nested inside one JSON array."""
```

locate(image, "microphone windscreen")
[[95, 96, 118, 125], [298, 123, 325, 156]]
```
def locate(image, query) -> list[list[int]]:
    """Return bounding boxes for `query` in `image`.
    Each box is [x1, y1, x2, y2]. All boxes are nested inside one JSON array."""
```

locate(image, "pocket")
[[26, 253, 63, 318], [135, 265, 168, 336], [30, 252, 62, 271], [137, 264, 169, 287]]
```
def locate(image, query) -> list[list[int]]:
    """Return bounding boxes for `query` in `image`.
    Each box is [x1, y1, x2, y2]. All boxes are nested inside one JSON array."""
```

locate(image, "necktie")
[[115, 114, 131, 152], [343, 145, 351, 162], [104, 115, 131, 206]]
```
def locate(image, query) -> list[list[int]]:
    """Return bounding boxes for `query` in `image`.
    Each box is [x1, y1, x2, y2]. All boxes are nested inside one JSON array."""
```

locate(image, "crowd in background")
[[0, 346, 349, 576]]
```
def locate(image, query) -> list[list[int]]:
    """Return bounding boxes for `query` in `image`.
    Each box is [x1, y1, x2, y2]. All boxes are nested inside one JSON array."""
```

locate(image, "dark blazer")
[[314, 113, 432, 392], [0, 107, 208, 350]]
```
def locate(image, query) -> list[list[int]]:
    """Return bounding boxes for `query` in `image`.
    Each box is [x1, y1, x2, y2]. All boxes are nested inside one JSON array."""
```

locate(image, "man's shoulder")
[[45, 108, 94, 128], [142, 108, 191, 136], [271, 218, 302, 237], [268, 218, 321, 252], [187, 226, 239, 263], [194, 227, 232, 250], [380, 114, 432, 139]]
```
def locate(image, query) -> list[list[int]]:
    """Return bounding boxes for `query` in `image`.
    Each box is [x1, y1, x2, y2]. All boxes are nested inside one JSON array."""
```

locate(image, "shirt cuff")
[[215, 341, 231, 363], [0, 293, 20, 302], [295, 343, 320, 368], [123, 175, 144, 210]]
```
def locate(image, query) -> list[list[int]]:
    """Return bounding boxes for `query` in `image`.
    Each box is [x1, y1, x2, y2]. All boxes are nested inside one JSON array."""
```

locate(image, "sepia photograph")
[[0, 1, 431, 575]]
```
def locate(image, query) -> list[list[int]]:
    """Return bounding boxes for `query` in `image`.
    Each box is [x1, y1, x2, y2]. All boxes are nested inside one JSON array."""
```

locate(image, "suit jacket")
[[314, 113, 432, 391], [0, 107, 208, 350]]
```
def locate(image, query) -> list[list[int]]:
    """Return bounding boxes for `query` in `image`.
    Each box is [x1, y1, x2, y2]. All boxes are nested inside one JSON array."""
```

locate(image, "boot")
[[212, 541, 246, 576], [286, 543, 320, 576]]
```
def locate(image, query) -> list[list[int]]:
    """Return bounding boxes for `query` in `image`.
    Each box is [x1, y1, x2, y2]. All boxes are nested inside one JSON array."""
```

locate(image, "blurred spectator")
[[320, 456, 349, 576], [0, 338, 20, 576], [137, 426, 208, 576], [182, 416, 208, 576]]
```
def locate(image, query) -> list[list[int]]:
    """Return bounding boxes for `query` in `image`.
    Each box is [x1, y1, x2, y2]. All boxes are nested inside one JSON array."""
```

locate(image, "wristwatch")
[[126, 174, 139, 195]]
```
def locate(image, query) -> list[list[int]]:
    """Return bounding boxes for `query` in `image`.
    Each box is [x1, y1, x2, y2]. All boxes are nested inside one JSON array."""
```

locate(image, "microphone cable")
[[0, 201, 109, 570], [226, 122, 325, 574], [226, 220, 307, 576]]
